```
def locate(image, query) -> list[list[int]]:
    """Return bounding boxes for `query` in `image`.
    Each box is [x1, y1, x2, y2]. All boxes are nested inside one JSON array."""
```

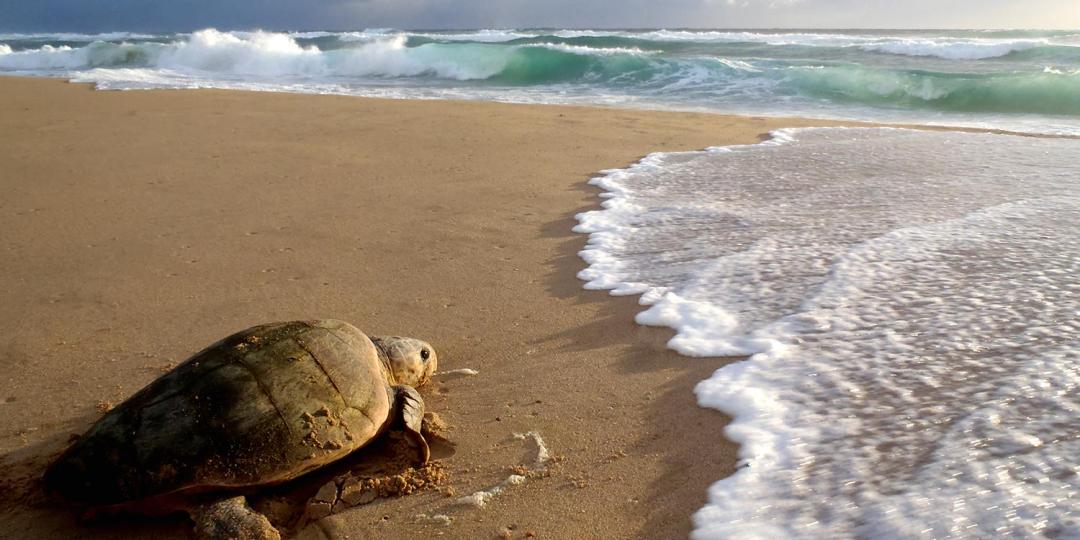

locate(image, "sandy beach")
[[0, 76, 849, 539]]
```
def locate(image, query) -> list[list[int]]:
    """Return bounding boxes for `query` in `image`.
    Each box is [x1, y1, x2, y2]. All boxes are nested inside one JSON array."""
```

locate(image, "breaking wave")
[[0, 29, 655, 82], [4, 28, 1080, 131], [785, 65, 1080, 115]]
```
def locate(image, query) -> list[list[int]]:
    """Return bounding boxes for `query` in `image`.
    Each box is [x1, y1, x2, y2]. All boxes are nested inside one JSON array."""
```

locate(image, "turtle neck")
[[369, 337, 397, 385]]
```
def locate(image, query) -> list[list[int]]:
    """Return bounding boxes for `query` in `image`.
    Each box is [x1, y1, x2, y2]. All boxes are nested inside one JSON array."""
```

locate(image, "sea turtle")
[[44, 319, 438, 539]]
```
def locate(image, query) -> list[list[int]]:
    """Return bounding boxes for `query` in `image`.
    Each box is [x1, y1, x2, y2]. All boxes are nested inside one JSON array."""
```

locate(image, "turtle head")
[[371, 336, 438, 387]]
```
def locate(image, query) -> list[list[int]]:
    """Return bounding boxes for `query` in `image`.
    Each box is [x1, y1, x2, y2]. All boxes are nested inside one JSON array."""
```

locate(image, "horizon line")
[[2, 26, 1079, 34]]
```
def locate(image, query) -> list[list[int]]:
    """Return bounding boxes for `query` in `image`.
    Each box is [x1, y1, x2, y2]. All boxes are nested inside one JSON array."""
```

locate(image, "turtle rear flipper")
[[394, 386, 430, 465], [192, 496, 280, 540]]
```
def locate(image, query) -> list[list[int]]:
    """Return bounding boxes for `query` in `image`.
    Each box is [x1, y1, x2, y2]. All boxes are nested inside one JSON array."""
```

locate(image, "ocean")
[[1, 28, 1080, 134], [3, 28, 1077, 538]]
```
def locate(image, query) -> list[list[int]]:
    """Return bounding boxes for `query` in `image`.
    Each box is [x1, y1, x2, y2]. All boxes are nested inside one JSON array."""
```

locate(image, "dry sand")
[[0, 77, 849, 539]]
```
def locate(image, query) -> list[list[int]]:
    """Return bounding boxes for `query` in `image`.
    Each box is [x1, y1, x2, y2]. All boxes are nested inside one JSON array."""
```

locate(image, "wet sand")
[[0, 76, 849, 539]]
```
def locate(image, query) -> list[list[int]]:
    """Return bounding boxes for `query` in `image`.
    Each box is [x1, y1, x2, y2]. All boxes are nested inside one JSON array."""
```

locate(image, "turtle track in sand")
[[252, 413, 455, 536]]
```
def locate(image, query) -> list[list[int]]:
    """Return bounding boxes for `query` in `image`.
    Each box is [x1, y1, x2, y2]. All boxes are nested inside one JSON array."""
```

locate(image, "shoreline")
[[0, 75, 847, 538], [5, 73, 1075, 142]]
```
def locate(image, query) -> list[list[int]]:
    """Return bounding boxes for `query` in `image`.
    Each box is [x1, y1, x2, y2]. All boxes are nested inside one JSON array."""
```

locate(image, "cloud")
[[0, 0, 1077, 32]]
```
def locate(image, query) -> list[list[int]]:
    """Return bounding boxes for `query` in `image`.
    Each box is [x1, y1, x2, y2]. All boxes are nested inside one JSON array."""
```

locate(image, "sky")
[[2, 0, 1079, 32]]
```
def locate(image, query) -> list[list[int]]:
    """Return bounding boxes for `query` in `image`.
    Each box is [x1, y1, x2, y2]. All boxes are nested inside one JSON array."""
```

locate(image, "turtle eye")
[[420, 349, 430, 361]]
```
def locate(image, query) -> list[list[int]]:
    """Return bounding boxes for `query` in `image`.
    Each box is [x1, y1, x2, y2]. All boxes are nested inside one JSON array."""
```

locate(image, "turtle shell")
[[45, 320, 396, 508]]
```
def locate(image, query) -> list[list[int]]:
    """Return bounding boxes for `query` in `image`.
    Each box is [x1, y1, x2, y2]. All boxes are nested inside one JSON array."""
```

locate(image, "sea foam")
[[575, 128, 1080, 538]]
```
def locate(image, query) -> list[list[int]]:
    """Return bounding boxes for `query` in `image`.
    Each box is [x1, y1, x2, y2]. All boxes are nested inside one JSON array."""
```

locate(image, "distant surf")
[[2, 28, 1080, 134], [575, 127, 1080, 538]]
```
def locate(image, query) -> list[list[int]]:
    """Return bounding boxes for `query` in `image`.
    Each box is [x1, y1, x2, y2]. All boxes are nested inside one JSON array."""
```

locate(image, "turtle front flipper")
[[192, 496, 281, 540], [394, 385, 430, 465]]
